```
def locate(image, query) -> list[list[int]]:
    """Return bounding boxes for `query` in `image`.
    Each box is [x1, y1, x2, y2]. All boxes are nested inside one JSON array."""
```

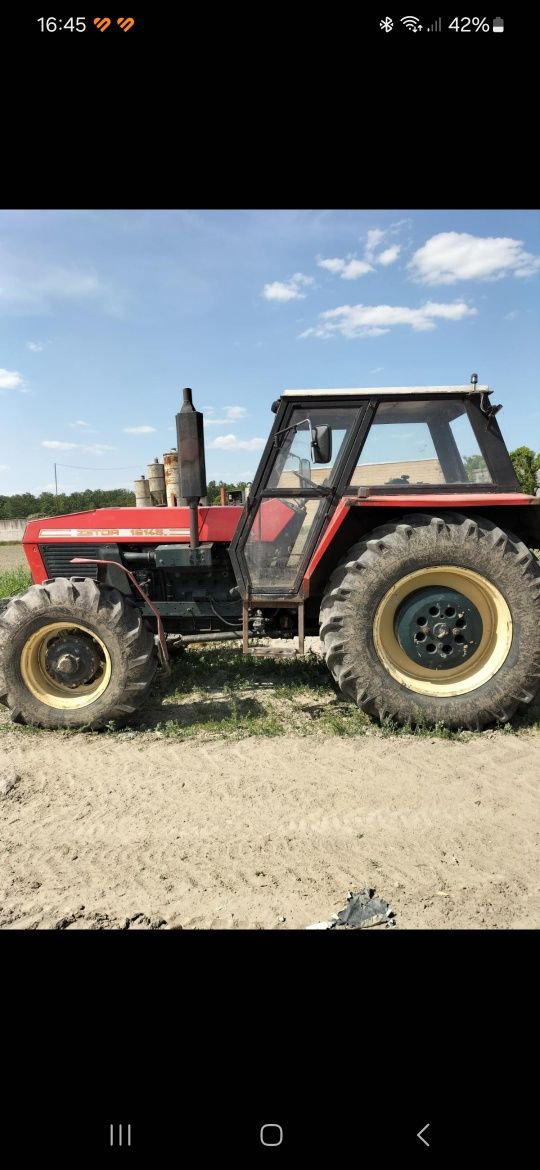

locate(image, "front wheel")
[[320, 512, 540, 729], [0, 577, 158, 729]]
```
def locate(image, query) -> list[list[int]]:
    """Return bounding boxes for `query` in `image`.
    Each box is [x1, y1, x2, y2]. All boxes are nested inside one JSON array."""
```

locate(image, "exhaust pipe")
[[176, 387, 207, 549]]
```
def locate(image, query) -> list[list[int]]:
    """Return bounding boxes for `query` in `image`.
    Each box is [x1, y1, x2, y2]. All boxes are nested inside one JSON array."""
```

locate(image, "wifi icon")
[[400, 15, 422, 31]]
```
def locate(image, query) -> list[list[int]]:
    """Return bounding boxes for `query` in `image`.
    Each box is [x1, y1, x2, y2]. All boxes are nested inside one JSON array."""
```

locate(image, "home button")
[[260, 1123, 284, 1147]]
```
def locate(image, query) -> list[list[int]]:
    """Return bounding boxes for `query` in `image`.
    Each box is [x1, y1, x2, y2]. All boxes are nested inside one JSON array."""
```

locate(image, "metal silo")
[[133, 474, 151, 508], [163, 448, 185, 507], [147, 457, 166, 506]]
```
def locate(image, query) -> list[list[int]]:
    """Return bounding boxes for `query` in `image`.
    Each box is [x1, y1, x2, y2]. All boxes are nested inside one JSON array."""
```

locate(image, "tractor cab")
[[229, 384, 520, 601]]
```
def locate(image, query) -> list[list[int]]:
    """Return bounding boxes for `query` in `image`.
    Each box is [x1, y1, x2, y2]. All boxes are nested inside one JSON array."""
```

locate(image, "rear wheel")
[[320, 512, 540, 729], [0, 577, 158, 729]]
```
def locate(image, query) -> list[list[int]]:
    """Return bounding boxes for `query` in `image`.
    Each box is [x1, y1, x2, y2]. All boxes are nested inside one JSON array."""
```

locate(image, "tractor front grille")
[[39, 544, 102, 580]]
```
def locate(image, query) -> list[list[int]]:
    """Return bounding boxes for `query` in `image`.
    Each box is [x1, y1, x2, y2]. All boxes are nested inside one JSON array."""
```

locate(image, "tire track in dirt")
[[1, 730, 539, 929]]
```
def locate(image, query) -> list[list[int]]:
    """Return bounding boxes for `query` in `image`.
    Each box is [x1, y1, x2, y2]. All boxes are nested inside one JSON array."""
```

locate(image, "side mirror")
[[311, 425, 332, 464]]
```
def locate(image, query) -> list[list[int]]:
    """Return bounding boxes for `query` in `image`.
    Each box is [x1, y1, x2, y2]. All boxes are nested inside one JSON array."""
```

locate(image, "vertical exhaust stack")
[[176, 387, 207, 549]]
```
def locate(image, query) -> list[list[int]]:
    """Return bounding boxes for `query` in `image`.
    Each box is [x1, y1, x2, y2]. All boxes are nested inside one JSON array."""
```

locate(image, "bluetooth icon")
[[380, 17, 393, 32]]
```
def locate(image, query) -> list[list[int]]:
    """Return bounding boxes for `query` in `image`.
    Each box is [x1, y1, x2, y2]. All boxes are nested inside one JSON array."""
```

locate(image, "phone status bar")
[[378, 16, 505, 34]]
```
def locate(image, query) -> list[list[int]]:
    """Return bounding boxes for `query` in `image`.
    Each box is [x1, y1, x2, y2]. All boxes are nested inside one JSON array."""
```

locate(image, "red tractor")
[[2, 378, 540, 730]]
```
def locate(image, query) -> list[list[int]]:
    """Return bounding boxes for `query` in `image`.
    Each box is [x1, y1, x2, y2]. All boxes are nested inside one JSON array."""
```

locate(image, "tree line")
[[0, 488, 136, 520], [205, 480, 249, 505], [0, 482, 248, 519]]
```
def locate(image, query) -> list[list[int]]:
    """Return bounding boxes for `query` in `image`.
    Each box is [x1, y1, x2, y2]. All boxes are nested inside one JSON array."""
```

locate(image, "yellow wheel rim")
[[373, 566, 512, 697], [20, 621, 112, 710]]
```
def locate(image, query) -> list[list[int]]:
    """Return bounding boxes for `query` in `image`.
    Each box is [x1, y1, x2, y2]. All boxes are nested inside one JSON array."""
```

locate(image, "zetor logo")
[[117, 17, 135, 30]]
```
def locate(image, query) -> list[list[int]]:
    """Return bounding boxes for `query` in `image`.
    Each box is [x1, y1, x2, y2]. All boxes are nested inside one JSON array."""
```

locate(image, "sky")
[[1, 208, 539, 496]]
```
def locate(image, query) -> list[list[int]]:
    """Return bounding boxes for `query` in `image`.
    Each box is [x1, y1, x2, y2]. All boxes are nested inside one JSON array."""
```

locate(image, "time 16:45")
[[37, 17, 87, 32]]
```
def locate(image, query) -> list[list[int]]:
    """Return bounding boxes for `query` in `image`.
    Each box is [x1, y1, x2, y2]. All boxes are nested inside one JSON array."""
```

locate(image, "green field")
[[0, 565, 32, 598]]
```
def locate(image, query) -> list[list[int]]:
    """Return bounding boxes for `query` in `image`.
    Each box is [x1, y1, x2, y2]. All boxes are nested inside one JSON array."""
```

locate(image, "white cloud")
[[280, 225, 408, 298], [0, 464, 8, 471], [341, 259, 374, 279], [26, 341, 44, 352], [318, 258, 347, 275], [378, 244, 401, 266], [123, 425, 157, 434], [371, 367, 384, 373], [0, 367, 25, 391], [42, 440, 78, 450], [365, 229, 386, 262], [318, 256, 373, 280], [505, 309, 520, 320], [204, 405, 249, 426], [209, 434, 265, 451], [318, 233, 403, 280], [262, 273, 314, 302], [300, 300, 477, 339], [69, 419, 94, 430], [41, 439, 117, 455], [409, 232, 540, 284], [225, 405, 247, 419]]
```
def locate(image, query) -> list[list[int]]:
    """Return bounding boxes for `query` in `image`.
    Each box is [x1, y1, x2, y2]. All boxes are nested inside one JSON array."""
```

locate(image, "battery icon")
[[493, 17, 504, 32]]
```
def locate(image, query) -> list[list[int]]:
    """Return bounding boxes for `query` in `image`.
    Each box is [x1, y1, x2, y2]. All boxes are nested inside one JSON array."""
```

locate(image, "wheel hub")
[[45, 634, 102, 688], [394, 586, 483, 670]]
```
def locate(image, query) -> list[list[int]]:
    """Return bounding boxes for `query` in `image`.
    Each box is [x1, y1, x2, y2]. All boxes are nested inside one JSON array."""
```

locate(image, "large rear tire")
[[319, 512, 540, 729], [0, 577, 158, 729]]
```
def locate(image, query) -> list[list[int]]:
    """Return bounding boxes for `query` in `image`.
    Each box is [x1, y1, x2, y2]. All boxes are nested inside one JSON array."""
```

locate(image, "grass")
[[1, 639, 539, 742], [133, 644, 540, 742], [136, 646, 356, 741], [0, 565, 32, 597]]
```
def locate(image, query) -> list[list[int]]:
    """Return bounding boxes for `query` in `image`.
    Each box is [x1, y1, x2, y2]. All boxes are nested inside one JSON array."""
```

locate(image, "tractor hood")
[[23, 506, 243, 546]]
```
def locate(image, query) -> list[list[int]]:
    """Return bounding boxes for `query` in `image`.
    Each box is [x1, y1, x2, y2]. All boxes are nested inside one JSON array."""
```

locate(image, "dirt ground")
[[1, 541, 539, 931], [2, 724, 539, 930]]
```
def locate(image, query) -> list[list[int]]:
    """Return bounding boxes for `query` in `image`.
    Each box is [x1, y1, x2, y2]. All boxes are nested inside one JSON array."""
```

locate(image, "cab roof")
[[280, 385, 490, 397]]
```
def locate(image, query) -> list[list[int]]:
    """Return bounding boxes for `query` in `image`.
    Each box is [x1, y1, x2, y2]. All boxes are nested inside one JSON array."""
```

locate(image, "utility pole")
[[54, 463, 58, 496]]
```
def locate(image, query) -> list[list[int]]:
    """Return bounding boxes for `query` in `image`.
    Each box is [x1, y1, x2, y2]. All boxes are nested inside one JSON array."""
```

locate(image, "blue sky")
[[1, 209, 539, 496]]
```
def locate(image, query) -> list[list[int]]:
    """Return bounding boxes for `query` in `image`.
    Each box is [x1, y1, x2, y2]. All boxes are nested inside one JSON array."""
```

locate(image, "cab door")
[[230, 402, 364, 598]]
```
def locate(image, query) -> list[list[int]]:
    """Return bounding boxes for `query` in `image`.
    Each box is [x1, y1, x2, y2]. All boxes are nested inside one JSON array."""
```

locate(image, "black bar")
[[0, 1103, 534, 1159]]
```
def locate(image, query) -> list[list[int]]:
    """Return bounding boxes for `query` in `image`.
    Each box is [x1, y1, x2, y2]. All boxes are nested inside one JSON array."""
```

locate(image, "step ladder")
[[242, 598, 305, 657]]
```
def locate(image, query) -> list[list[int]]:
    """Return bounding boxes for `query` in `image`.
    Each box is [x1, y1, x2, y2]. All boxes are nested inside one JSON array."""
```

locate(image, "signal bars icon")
[[427, 17, 442, 32]]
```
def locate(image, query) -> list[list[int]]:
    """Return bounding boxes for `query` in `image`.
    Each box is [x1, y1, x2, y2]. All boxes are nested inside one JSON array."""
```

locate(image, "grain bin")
[[163, 448, 184, 507], [134, 474, 151, 508], [147, 457, 166, 506]]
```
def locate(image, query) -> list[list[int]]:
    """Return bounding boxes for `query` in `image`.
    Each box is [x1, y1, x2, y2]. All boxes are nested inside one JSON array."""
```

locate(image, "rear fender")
[[304, 496, 540, 598]]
